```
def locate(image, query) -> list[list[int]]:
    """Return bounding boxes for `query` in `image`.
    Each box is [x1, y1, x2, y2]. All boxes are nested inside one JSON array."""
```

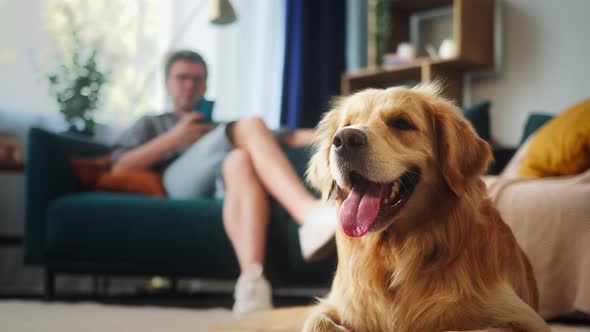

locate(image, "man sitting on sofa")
[[110, 50, 336, 315]]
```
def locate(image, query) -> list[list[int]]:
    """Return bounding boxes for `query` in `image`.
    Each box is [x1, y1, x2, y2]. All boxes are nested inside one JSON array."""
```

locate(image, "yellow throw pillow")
[[519, 98, 590, 177]]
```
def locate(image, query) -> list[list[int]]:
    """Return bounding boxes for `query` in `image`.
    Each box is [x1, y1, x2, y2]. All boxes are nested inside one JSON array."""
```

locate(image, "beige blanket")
[[483, 169, 590, 319]]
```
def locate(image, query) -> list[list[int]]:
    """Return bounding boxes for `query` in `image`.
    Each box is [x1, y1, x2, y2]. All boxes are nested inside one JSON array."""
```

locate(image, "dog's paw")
[[302, 312, 350, 332]]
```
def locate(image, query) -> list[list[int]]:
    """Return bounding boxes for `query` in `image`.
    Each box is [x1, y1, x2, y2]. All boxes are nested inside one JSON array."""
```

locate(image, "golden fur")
[[303, 84, 549, 332]]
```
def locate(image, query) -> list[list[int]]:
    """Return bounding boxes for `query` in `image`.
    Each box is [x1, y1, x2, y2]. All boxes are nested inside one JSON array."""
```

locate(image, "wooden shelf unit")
[[342, 0, 495, 105]]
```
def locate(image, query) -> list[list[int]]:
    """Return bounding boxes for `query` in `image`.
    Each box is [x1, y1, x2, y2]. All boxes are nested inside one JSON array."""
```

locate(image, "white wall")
[[471, 0, 590, 146], [0, 0, 55, 114]]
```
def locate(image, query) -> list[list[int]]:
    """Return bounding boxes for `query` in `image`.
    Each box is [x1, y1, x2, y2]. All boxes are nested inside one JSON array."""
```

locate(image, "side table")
[[0, 160, 25, 247]]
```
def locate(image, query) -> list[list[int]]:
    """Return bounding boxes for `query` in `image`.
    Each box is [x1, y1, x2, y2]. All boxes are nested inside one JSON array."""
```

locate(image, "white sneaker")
[[232, 264, 273, 316], [298, 201, 338, 262]]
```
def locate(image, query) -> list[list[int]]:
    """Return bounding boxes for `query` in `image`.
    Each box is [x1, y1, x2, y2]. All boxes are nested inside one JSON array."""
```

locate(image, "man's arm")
[[112, 112, 214, 173], [111, 132, 177, 173]]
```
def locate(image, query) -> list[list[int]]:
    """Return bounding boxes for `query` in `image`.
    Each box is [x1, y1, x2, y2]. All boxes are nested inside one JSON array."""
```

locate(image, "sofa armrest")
[[24, 127, 109, 265]]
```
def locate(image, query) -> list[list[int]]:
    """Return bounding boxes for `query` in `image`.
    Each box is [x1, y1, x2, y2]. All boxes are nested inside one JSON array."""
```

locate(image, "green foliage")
[[374, 0, 391, 67], [45, 7, 109, 135]]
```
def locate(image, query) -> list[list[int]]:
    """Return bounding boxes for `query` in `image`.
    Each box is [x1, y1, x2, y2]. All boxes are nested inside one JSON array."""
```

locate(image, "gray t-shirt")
[[110, 113, 183, 172]]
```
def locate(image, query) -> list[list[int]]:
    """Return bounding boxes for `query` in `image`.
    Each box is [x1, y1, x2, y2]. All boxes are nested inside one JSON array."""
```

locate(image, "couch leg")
[[92, 275, 99, 297], [44, 269, 55, 300], [170, 277, 178, 294], [102, 276, 110, 295]]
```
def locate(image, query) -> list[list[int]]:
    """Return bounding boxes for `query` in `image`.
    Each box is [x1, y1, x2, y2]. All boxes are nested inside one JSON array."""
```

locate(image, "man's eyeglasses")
[[173, 74, 206, 84]]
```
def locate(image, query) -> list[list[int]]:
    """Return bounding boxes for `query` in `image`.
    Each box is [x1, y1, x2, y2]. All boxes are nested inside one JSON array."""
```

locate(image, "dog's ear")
[[306, 98, 343, 200], [433, 100, 492, 196]]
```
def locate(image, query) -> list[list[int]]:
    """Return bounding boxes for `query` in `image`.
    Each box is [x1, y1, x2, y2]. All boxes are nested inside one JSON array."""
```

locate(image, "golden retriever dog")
[[303, 84, 549, 332]]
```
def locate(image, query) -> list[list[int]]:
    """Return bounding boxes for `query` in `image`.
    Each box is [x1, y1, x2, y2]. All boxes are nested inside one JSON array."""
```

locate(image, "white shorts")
[[162, 124, 232, 199]]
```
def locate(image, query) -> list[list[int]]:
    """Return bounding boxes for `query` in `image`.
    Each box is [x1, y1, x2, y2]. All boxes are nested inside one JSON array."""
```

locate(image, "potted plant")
[[45, 8, 109, 136]]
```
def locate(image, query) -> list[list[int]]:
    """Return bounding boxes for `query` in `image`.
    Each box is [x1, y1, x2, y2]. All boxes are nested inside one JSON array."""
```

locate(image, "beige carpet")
[[0, 300, 588, 332], [0, 300, 233, 332]]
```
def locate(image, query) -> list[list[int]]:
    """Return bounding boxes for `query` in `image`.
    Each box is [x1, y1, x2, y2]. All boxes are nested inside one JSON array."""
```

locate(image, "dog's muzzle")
[[332, 128, 367, 160]]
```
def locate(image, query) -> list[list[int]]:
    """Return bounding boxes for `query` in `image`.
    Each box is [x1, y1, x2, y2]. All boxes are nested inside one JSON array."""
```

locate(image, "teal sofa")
[[24, 127, 336, 297]]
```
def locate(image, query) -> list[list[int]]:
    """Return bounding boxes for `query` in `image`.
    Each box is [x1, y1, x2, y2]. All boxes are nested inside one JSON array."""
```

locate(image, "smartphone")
[[194, 99, 215, 123]]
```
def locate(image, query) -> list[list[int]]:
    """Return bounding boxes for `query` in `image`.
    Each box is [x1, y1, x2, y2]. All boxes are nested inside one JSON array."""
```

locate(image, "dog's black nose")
[[332, 128, 367, 153]]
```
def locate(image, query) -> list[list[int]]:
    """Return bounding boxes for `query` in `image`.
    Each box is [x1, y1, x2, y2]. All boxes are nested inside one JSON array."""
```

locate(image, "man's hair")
[[164, 50, 208, 78]]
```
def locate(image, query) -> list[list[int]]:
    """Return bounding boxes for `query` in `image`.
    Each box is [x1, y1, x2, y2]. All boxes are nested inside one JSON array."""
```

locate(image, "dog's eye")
[[387, 117, 415, 131]]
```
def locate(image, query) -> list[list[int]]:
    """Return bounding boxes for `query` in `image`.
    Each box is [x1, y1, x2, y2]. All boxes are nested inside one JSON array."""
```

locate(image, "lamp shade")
[[209, 0, 237, 25]]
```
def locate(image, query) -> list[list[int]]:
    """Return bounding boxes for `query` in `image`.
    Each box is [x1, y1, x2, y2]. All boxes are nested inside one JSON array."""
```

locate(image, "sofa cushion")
[[520, 99, 590, 177], [463, 101, 491, 142], [45, 193, 239, 278], [44, 191, 335, 284], [520, 113, 554, 145], [68, 155, 111, 190], [95, 171, 166, 197], [69, 154, 167, 197]]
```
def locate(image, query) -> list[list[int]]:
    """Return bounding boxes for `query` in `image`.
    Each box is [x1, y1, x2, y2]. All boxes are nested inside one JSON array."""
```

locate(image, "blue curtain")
[[280, 0, 346, 129]]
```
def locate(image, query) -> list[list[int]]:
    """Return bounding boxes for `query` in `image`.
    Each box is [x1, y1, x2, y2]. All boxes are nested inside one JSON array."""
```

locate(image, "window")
[[44, 0, 165, 124], [42, 0, 285, 128]]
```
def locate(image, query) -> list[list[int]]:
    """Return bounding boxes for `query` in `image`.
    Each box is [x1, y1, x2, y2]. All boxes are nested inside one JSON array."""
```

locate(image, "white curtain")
[[165, 0, 286, 129]]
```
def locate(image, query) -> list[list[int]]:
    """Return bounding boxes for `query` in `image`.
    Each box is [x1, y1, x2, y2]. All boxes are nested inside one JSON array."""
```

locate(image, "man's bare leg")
[[227, 117, 337, 261], [228, 117, 317, 224], [222, 149, 270, 272], [222, 149, 273, 315]]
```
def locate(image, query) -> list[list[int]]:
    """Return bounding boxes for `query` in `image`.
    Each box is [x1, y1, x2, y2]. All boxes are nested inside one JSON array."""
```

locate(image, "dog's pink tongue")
[[340, 181, 383, 237]]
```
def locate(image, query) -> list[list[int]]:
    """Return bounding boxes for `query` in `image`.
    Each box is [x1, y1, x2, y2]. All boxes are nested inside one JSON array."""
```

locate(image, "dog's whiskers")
[[407, 172, 420, 187]]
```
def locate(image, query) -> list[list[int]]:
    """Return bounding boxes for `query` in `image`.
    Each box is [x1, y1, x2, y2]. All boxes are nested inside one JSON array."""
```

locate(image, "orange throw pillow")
[[68, 155, 111, 190], [96, 170, 166, 197], [69, 155, 166, 197]]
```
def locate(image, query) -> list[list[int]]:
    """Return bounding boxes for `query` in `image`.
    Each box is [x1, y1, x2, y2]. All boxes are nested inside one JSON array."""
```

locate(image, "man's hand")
[[166, 112, 216, 149]]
